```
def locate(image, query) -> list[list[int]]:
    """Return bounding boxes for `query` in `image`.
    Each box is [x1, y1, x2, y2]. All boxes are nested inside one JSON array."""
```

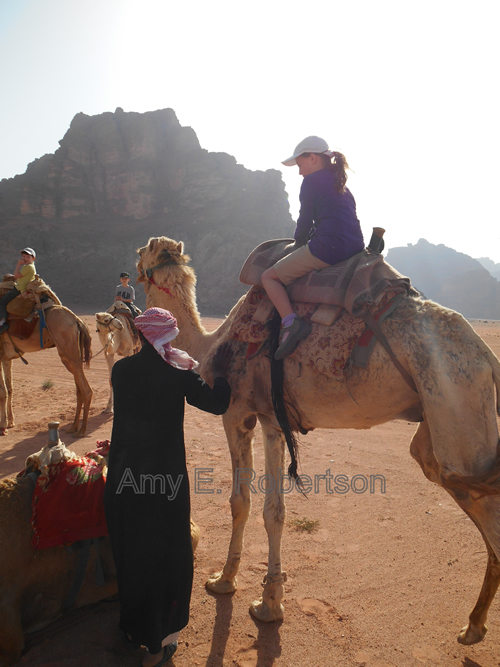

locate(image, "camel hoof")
[[206, 572, 237, 594], [250, 597, 284, 622], [457, 623, 487, 645], [71, 431, 86, 439], [7, 422, 15, 429], [0, 427, 6, 436], [102, 408, 114, 414]]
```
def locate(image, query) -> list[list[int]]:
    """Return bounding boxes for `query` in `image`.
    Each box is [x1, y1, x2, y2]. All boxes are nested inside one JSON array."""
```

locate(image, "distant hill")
[[386, 239, 500, 319], [0, 108, 293, 314], [477, 257, 500, 282]]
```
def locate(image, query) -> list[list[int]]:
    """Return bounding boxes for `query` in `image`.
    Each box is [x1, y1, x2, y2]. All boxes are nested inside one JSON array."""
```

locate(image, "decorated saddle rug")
[[229, 287, 401, 379], [20, 440, 110, 550]]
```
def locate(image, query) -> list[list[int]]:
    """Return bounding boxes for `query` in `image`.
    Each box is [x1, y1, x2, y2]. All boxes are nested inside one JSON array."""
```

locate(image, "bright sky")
[[1, 0, 499, 263]]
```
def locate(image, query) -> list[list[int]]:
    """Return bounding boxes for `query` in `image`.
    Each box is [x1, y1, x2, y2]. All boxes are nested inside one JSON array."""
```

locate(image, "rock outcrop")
[[386, 239, 500, 319], [0, 108, 293, 313]]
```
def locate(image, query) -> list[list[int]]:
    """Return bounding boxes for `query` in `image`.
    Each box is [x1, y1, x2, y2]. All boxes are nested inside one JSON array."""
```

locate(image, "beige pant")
[[272, 244, 330, 285]]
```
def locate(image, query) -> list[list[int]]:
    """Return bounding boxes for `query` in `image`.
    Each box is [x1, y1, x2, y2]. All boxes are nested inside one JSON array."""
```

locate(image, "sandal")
[[274, 317, 311, 360], [141, 641, 178, 667]]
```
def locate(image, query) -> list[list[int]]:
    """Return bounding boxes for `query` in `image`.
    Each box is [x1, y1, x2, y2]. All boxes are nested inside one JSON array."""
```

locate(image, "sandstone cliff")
[[0, 108, 293, 313]]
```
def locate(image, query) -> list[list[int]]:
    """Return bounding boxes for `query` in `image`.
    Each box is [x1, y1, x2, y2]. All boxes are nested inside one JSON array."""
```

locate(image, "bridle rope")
[[140, 260, 173, 296]]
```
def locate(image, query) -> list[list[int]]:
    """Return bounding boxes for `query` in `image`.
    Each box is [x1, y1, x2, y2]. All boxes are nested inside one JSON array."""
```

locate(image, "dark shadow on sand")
[[205, 590, 234, 666]]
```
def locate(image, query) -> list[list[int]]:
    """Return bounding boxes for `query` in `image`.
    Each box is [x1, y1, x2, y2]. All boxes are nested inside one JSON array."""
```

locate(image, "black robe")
[[104, 341, 231, 653]]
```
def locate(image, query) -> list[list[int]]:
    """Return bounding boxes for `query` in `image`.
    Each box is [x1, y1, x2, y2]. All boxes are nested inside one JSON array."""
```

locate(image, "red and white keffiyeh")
[[135, 308, 199, 371]]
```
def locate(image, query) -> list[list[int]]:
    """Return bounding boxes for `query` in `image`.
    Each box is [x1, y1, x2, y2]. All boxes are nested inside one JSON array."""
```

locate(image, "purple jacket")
[[294, 169, 364, 265]]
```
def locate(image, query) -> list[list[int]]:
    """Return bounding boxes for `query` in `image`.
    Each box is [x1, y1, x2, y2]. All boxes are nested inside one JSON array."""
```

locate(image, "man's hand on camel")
[[212, 342, 234, 379]]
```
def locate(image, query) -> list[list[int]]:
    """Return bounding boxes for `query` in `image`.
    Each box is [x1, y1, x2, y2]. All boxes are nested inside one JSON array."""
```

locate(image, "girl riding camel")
[[261, 137, 364, 359]]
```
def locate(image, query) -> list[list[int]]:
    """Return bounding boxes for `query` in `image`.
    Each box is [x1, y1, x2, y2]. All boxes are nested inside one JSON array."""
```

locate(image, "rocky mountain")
[[386, 239, 500, 319], [0, 108, 293, 314]]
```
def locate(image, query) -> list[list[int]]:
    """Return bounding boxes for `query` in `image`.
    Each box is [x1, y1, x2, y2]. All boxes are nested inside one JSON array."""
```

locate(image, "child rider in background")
[[261, 136, 364, 360], [115, 272, 140, 318], [0, 247, 37, 334]]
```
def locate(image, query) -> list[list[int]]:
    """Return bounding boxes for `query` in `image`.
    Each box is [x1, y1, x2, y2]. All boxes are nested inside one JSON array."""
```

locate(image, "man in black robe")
[[104, 308, 232, 667]]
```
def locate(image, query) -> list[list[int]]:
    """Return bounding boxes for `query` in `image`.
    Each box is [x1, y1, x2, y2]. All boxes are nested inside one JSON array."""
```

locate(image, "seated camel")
[[95, 307, 141, 413], [0, 437, 199, 666]]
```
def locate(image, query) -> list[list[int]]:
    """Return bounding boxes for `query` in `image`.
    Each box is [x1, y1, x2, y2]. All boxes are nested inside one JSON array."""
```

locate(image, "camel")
[[0, 304, 93, 438], [136, 235, 500, 645], [95, 310, 141, 413], [0, 443, 200, 666]]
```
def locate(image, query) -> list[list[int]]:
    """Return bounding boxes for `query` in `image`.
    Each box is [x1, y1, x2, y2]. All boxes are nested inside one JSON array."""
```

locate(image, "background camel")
[[95, 311, 141, 413], [0, 305, 92, 437], [137, 235, 500, 645]]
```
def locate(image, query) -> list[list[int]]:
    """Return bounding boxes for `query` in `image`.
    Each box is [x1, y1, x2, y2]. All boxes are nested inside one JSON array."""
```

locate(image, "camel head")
[[95, 312, 123, 331], [136, 237, 202, 328]]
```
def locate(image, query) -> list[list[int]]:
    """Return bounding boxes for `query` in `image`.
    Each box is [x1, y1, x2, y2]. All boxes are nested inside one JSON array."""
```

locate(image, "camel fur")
[[95, 311, 141, 413], [0, 468, 200, 666], [137, 235, 500, 645]]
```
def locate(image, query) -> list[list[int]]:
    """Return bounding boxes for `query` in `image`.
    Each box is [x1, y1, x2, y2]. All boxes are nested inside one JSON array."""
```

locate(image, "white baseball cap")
[[21, 247, 36, 257], [282, 136, 334, 166]]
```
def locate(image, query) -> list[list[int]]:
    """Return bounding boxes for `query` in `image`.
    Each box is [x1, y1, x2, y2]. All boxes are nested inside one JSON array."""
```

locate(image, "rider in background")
[[0, 247, 37, 334], [115, 272, 140, 318], [261, 137, 364, 359]]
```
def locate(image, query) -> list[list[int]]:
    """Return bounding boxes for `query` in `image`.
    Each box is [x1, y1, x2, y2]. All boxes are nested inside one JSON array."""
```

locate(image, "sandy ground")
[[1, 315, 500, 667]]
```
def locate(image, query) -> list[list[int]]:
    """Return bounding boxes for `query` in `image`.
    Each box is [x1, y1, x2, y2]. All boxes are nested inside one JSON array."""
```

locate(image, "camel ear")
[[177, 242, 184, 254], [149, 238, 158, 253]]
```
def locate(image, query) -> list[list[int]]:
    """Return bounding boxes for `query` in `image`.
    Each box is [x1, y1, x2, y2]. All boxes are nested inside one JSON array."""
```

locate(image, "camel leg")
[[103, 352, 115, 414], [206, 410, 256, 594], [58, 355, 92, 437], [457, 538, 500, 644], [3, 359, 14, 429], [410, 419, 500, 644], [250, 414, 286, 622]]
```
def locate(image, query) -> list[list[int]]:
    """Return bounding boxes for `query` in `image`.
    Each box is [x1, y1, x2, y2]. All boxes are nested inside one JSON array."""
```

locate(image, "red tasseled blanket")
[[29, 440, 110, 550]]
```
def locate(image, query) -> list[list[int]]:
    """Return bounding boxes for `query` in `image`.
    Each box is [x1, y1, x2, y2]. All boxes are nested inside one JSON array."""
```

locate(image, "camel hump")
[[239, 240, 417, 317]]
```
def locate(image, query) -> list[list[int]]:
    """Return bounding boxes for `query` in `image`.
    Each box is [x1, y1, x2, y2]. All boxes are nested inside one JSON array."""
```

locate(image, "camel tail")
[[77, 318, 92, 367], [269, 312, 300, 480]]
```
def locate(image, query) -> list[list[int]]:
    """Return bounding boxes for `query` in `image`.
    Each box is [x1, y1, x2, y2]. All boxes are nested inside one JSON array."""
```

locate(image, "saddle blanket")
[[229, 287, 400, 379], [8, 316, 39, 340], [22, 440, 110, 550]]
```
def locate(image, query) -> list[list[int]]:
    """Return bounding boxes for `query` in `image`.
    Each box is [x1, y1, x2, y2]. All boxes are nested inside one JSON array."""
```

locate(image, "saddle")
[[238, 239, 419, 391], [0, 276, 62, 340], [19, 439, 110, 550], [239, 239, 418, 318]]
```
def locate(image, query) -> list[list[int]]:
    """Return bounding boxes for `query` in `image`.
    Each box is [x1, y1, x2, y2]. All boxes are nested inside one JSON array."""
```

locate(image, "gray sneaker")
[[274, 317, 311, 360]]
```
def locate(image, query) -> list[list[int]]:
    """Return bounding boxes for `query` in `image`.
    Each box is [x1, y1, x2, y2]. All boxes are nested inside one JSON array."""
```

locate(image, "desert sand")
[[1, 316, 500, 667]]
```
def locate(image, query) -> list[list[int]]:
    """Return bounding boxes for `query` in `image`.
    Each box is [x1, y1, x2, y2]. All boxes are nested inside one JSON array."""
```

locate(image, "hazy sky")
[[1, 0, 499, 262]]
